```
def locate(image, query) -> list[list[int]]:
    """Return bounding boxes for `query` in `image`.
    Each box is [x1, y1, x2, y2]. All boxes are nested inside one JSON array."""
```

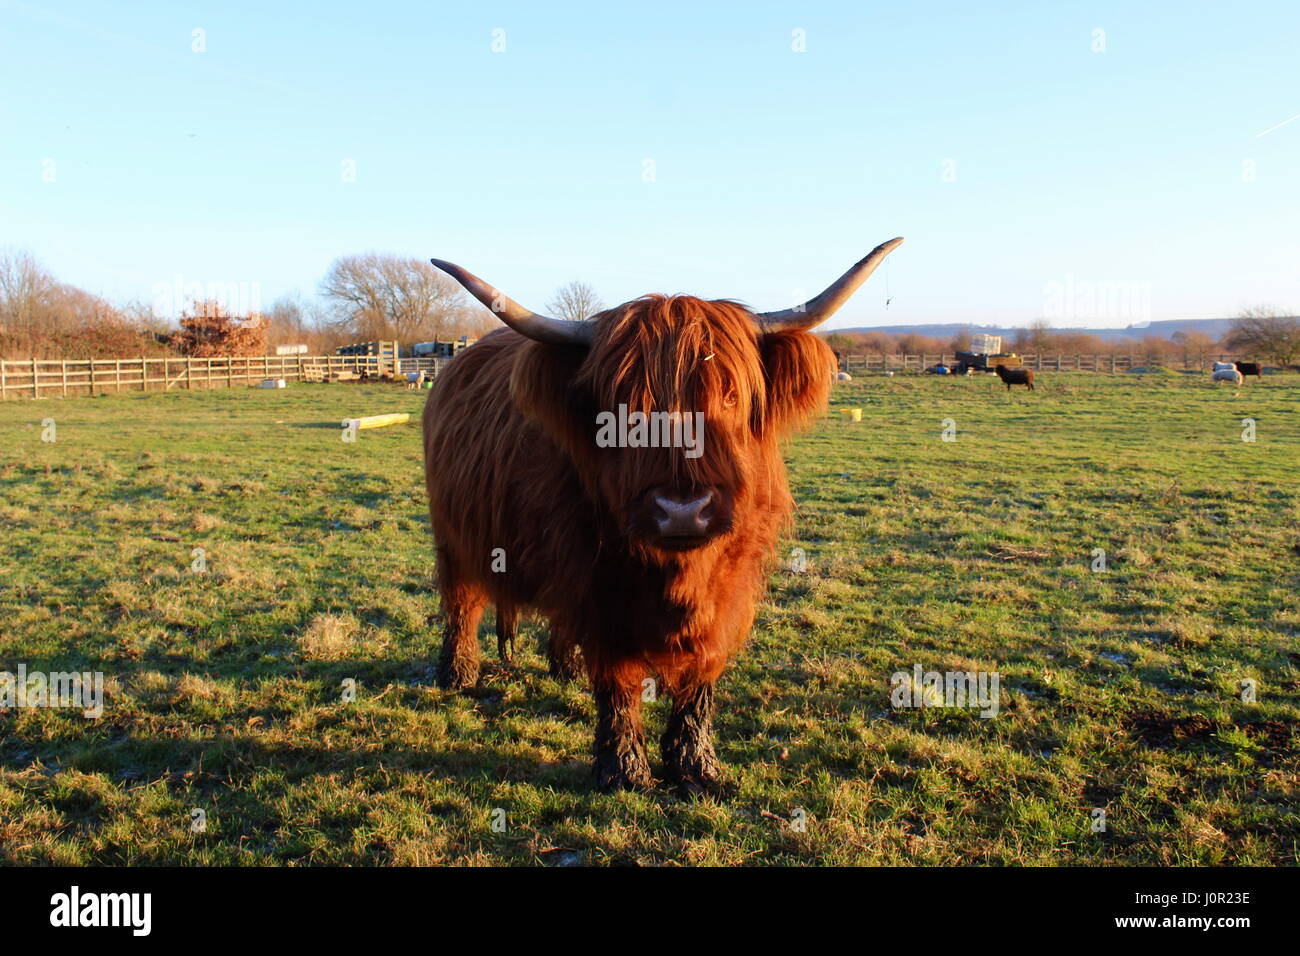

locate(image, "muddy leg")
[[592, 678, 654, 792], [496, 603, 517, 663], [661, 683, 726, 797], [435, 548, 485, 690]]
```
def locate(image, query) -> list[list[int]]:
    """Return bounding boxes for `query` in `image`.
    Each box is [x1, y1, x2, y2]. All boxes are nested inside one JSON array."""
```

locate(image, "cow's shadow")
[[0, 610, 592, 781]]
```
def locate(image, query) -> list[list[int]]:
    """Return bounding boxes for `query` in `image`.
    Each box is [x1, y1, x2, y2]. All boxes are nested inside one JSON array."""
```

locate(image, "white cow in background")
[[1212, 365, 1243, 385]]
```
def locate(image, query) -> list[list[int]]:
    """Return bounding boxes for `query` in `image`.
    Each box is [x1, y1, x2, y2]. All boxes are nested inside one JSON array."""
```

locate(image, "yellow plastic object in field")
[[838, 408, 863, 422], [344, 413, 410, 431]]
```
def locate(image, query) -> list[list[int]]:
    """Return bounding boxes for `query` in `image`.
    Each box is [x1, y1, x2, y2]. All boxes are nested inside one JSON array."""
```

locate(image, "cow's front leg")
[[661, 683, 726, 797], [434, 550, 484, 691], [436, 596, 483, 690], [592, 679, 654, 792]]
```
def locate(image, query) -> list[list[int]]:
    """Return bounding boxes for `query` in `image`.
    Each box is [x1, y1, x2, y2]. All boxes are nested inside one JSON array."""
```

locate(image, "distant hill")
[[833, 317, 1238, 343]]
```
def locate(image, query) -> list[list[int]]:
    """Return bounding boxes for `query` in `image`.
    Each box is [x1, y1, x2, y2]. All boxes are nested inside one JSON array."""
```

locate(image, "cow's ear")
[[509, 341, 596, 457], [760, 331, 836, 433]]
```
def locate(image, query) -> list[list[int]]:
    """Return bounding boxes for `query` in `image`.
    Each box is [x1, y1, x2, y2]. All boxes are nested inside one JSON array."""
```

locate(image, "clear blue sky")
[[2, 0, 1297, 329]]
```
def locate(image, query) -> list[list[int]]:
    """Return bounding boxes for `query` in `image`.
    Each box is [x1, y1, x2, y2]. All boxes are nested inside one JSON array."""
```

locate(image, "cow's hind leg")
[[661, 682, 727, 797], [546, 621, 584, 683], [496, 602, 517, 663], [435, 547, 486, 690], [592, 668, 654, 792]]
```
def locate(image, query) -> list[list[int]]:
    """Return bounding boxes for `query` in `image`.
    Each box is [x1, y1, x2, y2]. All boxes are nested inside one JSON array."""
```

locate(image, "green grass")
[[1, 372, 1297, 866]]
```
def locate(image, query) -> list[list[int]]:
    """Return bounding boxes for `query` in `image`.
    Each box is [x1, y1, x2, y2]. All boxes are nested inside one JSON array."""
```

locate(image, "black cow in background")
[[1235, 361, 1262, 379], [995, 364, 1035, 391]]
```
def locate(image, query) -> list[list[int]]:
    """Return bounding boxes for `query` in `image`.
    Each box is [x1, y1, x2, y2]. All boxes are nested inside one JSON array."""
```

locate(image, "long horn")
[[756, 237, 904, 333], [429, 258, 595, 347]]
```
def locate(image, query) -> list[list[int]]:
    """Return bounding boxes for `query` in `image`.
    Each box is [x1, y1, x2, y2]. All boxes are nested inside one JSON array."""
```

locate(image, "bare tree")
[[319, 253, 475, 342], [1171, 330, 1216, 368], [546, 280, 605, 322], [1224, 306, 1300, 367], [1014, 318, 1053, 353], [1138, 334, 1174, 367], [895, 331, 930, 355], [0, 249, 167, 359], [0, 249, 58, 351], [266, 293, 308, 340]]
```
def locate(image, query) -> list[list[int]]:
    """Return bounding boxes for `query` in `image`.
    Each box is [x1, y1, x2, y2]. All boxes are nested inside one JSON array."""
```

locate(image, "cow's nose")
[[653, 491, 714, 538]]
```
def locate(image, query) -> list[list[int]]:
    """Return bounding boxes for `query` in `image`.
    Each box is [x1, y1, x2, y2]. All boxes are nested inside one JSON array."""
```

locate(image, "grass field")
[[1, 371, 1297, 865]]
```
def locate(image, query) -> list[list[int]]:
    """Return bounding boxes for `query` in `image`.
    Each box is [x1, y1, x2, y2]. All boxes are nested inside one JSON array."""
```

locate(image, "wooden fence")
[[839, 353, 1251, 374], [0, 354, 450, 401], [0, 350, 1264, 400]]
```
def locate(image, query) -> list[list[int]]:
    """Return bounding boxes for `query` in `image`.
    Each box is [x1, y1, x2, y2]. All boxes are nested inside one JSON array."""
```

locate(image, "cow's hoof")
[[667, 764, 732, 800], [593, 755, 655, 793], [436, 659, 479, 691], [547, 645, 584, 684], [549, 659, 583, 684]]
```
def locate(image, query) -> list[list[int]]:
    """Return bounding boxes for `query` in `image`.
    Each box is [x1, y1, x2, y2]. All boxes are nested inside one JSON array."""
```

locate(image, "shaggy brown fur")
[[995, 364, 1034, 391], [423, 295, 834, 793]]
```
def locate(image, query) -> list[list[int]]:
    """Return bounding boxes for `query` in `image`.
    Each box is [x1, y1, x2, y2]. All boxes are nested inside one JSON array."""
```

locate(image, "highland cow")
[[423, 238, 903, 793]]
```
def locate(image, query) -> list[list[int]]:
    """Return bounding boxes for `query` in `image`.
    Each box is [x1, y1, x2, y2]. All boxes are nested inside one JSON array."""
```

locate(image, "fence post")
[[31, 358, 38, 399], [0, 359, 6, 400]]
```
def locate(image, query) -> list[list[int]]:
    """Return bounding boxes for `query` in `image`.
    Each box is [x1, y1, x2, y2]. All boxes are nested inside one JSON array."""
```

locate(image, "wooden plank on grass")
[[343, 413, 410, 431]]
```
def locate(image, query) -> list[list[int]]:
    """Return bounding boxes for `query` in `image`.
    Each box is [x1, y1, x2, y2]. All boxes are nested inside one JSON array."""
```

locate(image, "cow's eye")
[[722, 388, 739, 409]]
